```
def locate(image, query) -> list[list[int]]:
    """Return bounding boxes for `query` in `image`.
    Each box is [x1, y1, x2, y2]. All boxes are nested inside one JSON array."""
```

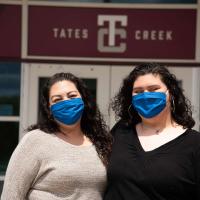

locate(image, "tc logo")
[[97, 15, 127, 53]]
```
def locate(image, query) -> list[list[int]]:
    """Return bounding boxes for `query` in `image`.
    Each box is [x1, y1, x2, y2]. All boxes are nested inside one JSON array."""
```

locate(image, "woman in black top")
[[104, 63, 200, 200]]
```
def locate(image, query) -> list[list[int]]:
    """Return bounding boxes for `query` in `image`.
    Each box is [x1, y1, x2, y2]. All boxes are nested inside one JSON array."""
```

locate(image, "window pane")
[[0, 122, 19, 175], [0, 181, 3, 196], [0, 181, 3, 195], [0, 63, 21, 116]]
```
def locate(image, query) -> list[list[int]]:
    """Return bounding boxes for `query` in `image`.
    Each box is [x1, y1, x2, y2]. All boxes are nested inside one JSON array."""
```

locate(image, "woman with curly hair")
[[104, 63, 200, 200], [1, 72, 112, 200]]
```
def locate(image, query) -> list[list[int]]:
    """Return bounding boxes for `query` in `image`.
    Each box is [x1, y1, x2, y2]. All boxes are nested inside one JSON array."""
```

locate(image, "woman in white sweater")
[[1, 72, 112, 200]]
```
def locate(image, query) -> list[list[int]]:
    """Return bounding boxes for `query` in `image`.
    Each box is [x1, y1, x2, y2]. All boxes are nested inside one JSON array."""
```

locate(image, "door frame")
[[20, 63, 111, 138]]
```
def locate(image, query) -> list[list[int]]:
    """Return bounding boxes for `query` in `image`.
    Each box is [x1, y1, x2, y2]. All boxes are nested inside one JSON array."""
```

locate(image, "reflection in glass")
[[0, 63, 21, 116], [0, 122, 19, 175], [82, 78, 97, 102]]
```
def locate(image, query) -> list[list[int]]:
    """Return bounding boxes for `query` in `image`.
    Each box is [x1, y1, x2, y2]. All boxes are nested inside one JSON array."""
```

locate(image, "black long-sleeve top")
[[104, 121, 200, 200]]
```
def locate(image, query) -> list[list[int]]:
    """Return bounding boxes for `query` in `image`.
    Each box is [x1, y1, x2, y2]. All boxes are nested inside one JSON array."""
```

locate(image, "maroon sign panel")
[[28, 6, 196, 60], [0, 5, 21, 59]]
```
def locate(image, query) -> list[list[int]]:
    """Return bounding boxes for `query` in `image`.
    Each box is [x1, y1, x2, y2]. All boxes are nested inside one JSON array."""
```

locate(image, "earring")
[[171, 97, 175, 113]]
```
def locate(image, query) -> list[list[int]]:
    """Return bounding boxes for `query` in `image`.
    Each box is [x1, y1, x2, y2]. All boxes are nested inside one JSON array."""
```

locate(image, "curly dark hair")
[[27, 72, 112, 165], [111, 63, 195, 128]]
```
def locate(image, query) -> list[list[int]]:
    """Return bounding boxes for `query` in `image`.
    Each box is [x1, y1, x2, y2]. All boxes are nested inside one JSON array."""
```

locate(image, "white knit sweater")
[[1, 129, 107, 200]]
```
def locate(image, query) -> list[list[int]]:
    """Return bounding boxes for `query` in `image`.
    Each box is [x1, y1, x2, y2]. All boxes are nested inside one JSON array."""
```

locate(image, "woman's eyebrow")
[[50, 90, 79, 100], [133, 84, 160, 90]]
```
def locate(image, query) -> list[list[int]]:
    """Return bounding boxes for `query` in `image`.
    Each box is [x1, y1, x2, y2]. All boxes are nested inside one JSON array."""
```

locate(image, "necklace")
[[140, 123, 162, 134]]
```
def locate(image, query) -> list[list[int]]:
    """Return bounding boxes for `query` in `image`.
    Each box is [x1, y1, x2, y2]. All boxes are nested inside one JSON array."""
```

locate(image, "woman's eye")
[[149, 88, 156, 92], [69, 94, 77, 98], [134, 90, 143, 94], [53, 99, 61, 103]]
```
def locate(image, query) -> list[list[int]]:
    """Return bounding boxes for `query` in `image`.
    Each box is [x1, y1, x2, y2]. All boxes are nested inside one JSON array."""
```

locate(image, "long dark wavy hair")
[[27, 72, 112, 165], [111, 63, 195, 128]]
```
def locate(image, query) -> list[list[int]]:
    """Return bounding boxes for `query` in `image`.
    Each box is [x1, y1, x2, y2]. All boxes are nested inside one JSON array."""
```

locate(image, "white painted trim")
[[23, 1, 198, 62], [20, 63, 32, 138], [0, 1, 22, 5], [23, 55, 198, 63], [27, 1, 198, 9], [0, 116, 20, 122], [21, 0, 28, 58], [0, 0, 197, 8]]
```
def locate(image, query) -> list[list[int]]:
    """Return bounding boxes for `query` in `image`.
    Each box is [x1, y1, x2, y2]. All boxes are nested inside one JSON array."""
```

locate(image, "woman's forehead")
[[50, 80, 78, 95], [133, 74, 165, 87]]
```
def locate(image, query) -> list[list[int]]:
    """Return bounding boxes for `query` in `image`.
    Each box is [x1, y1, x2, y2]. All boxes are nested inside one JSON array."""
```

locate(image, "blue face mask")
[[50, 98, 84, 125], [132, 92, 167, 118]]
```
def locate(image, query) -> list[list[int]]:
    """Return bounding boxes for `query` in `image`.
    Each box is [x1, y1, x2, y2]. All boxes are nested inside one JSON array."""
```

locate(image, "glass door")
[[21, 63, 110, 138]]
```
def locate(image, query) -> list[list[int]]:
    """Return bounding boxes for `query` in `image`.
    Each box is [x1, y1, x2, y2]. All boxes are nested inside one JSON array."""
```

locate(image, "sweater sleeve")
[[1, 132, 41, 200]]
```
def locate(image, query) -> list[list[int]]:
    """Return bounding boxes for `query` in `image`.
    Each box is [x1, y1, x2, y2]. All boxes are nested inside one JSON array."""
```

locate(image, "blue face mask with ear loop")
[[132, 91, 168, 118], [50, 98, 84, 125]]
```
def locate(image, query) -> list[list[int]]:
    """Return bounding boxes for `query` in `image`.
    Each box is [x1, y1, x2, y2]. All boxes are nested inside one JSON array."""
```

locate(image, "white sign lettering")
[[97, 15, 127, 53], [53, 28, 88, 39], [135, 30, 173, 41]]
